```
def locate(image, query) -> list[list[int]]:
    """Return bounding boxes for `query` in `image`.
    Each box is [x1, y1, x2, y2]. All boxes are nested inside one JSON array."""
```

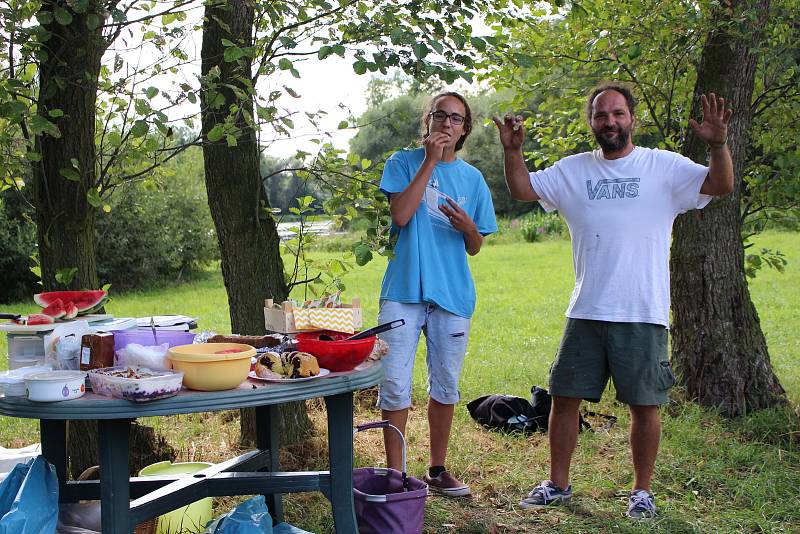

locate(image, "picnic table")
[[0, 361, 383, 533]]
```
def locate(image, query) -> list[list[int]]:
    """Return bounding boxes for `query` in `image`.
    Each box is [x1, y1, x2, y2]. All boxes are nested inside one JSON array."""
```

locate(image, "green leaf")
[[225, 134, 238, 147], [278, 58, 293, 70], [221, 39, 236, 47], [55, 267, 78, 287], [627, 44, 641, 60], [86, 13, 100, 30], [145, 86, 159, 99], [102, 204, 111, 213], [353, 243, 373, 266], [29, 115, 61, 138], [48, 109, 64, 118], [54, 7, 73, 26], [130, 120, 148, 138], [318, 46, 333, 60], [187, 92, 197, 104], [207, 124, 225, 142], [86, 188, 102, 208], [353, 60, 368, 75], [337, 120, 349, 129], [224, 46, 244, 62], [59, 168, 80, 181], [413, 43, 429, 59]]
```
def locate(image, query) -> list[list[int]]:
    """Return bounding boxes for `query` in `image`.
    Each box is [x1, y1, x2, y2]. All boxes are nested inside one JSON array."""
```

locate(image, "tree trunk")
[[200, 0, 310, 445], [670, 0, 785, 417], [31, 0, 167, 477], [32, 0, 108, 291]]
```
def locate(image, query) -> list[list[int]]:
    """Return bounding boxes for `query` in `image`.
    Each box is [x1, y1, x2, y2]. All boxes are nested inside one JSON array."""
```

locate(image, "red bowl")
[[294, 331, 376, 372]]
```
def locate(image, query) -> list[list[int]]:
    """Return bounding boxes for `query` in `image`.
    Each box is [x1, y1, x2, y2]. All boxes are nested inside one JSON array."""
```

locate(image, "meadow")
[[1, 230, 798, 533]]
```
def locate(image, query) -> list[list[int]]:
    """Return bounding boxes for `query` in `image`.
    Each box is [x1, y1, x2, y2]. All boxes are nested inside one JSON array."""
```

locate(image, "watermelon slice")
[[34, 290, 108, 315], [64, 302, 79, 320], [41, 298, 66, 319], [26, 313, 56, 326]]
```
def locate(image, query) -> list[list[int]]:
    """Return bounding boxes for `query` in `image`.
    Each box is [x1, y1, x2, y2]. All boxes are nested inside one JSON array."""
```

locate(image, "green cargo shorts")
[[548, 318, 675, 406]]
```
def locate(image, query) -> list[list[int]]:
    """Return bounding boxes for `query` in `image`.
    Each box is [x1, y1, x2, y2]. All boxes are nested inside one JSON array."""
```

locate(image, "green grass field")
[[1, 230, 798, 532]]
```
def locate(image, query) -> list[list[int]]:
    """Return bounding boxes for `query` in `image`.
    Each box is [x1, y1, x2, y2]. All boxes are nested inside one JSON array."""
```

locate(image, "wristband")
[[708, 138, 727, 149]]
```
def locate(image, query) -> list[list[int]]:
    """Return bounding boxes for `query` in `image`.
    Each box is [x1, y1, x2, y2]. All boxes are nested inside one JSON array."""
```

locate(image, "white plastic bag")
[[44, 321, 92, 371], [114, 343, 170, 371]]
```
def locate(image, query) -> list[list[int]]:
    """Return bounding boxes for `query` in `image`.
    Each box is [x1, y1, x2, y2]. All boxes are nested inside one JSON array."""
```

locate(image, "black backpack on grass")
[[466, 386, 597, 434]]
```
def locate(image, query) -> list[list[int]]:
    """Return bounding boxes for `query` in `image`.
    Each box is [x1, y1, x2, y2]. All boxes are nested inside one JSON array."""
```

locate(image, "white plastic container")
[[88, 366, 183, 402], [0, 364, 54, 397], [24, 370, 86, 402]]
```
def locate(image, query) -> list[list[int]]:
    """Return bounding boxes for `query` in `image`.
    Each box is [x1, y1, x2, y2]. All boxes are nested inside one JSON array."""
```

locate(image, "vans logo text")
[[586, 178, 640, 200]]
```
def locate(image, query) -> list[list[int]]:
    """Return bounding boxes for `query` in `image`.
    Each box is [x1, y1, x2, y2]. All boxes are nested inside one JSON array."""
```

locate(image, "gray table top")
[[0, 361, 383, 420]]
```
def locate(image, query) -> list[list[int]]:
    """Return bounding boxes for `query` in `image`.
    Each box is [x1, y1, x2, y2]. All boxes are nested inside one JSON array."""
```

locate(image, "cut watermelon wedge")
[[64, 302, 79, 320], [26, 313, 56, 326], [34, 290, 108, 314], [41, 298, 67, 319]]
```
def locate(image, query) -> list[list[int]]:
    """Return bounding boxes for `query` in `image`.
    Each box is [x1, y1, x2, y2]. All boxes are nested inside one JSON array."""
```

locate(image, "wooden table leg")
[[98, 418, 132, 533], [256, 404, 283, 523], [325, 392, 357, 534], [40, 419, 67, 499]]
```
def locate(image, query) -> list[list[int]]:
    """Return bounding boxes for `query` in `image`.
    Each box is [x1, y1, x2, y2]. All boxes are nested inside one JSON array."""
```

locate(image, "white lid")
[[24, 371, 86, 382], [135, 316, 198, 328], [0, 365, 54, 384]]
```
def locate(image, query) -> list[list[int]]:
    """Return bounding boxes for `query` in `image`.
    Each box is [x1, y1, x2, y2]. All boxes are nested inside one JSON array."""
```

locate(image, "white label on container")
[[80, 346, 91, 365]]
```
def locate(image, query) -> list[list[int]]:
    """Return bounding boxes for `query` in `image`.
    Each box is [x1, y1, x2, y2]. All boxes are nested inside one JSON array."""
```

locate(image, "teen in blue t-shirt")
[[376, 92, 496, 498]]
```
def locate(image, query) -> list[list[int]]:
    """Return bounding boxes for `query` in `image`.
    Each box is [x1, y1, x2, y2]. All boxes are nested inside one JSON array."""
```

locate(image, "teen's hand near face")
[[424, 132, 453, 163]]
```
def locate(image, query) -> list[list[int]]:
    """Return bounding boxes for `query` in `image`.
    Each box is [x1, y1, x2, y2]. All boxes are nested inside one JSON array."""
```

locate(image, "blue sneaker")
[[519, 480, 572, 509], [626, 489, 657, 519]]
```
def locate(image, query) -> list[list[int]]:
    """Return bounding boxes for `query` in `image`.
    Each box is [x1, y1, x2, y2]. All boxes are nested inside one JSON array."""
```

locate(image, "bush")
[[519, 210, 568, 242], [95, 171, 219, 290], [0, 192, 39, 303]]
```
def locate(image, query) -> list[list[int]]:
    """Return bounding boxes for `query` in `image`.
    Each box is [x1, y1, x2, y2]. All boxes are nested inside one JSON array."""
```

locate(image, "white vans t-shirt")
[[530, 147, 710, 327]]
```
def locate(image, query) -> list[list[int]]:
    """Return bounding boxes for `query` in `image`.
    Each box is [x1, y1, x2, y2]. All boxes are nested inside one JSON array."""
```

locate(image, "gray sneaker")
[[519, 480, 572, 509], [626, 489, 657, 520]]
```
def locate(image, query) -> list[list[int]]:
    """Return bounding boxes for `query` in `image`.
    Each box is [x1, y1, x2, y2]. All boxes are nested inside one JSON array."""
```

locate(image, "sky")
[[105, 5, 487, 160]]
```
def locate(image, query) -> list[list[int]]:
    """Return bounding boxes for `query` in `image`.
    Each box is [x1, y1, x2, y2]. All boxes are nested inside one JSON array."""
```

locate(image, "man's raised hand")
[[492, 113, 525, 150], [689, 93, 732, 147]]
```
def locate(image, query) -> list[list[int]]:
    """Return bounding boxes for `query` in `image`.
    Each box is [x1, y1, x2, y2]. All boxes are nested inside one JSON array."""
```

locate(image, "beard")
[[592, 125, 630, 153]]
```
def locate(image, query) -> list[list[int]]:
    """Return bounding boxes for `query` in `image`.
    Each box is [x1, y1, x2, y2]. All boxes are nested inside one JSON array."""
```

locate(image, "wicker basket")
[[77, 465, 158, 534]]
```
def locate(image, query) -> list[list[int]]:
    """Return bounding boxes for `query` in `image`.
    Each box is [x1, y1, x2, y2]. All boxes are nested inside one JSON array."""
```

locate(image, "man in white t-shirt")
[[494, 83, 733, 519]]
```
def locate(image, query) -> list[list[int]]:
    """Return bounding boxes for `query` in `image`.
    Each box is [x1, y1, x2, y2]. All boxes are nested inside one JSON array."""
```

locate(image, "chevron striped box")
[[264, 298, 363, 334]]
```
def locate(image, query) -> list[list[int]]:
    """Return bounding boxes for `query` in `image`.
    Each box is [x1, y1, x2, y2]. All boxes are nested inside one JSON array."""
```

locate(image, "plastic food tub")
[[295, 331, 376, 372], [87, 366, 184, 402], [7, 334, 47, 369], [167, 343, 254, 391], [111, 330, 196, 353], [24, 370, 87, 402], [0, 364, 54, 397]]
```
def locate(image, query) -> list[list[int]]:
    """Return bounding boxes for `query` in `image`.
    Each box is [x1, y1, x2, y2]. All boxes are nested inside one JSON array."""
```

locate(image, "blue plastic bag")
[[208, 496, 314, 534], [0, 456, 59, 534]]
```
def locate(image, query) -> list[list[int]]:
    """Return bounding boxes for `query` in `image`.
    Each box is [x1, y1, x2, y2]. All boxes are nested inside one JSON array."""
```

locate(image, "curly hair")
[[586, 82, 637, 122], [420, 91, 473, 151]]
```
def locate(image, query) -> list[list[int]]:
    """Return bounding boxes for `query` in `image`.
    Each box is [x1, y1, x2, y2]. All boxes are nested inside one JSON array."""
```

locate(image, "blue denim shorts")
[[376, 300, 471, 410]]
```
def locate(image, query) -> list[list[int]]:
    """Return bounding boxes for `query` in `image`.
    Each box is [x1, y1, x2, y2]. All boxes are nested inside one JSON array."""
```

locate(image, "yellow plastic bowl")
[[167, 343, 255, 391]]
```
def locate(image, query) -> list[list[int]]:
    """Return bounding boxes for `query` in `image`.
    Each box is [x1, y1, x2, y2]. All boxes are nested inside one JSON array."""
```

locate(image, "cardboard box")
[[264, 298, 362, 334]]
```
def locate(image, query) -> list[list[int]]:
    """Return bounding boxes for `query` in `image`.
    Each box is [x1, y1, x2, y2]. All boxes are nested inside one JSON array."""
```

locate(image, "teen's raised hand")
[[492, 113, 525, 150], [423, 132, 452, 162], [689, 93, 732, 147]]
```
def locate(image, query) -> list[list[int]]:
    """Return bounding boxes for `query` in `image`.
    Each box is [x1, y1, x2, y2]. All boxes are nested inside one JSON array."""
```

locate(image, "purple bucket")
[[111, 330, 195, 352], [353, 467, 427, 534]]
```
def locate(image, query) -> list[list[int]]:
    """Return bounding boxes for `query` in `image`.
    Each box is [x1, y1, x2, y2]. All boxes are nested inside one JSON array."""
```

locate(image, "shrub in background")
[[520, 210, 567, 242], [96, 171, 219, 290], [0, 192, 39, 303]]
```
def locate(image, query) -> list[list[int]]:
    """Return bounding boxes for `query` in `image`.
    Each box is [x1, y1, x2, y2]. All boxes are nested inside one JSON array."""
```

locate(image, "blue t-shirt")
[[379, 148, 497, 318]]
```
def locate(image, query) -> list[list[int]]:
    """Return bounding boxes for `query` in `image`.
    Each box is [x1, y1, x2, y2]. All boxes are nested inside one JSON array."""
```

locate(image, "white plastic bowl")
[[25, 370, 87, 402]]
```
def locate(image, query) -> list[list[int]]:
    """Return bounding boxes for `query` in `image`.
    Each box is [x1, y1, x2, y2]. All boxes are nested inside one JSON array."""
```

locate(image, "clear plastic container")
[[7, 334, 47, 369], [87, 366, 184, 402]]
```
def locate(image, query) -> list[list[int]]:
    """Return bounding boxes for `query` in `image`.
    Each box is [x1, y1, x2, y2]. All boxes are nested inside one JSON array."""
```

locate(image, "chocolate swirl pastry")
[[255, 351, 284, 379], [283, 351, 320, 378]]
